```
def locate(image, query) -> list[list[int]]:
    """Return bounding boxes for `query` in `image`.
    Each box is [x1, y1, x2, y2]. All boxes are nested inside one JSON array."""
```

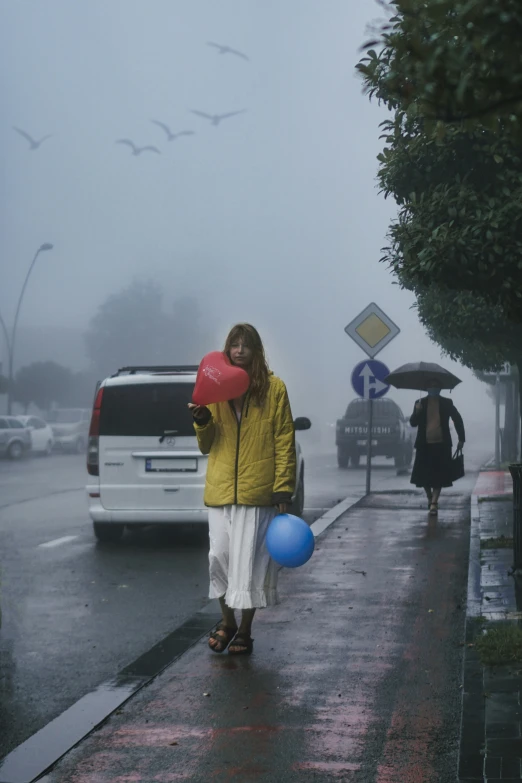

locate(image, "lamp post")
[[2, 243, 54, 414], [0, 313, 10, 389], [495, 373, 501, 470]]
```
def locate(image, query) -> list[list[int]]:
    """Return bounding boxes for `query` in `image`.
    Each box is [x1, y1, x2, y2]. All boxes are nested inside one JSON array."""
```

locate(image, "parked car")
[[47, 408, 90, 453], [86, 365, 311, 542], [16, 416, 55, 456], [335, 397, 414, 470], [0, 416, 32, 459]]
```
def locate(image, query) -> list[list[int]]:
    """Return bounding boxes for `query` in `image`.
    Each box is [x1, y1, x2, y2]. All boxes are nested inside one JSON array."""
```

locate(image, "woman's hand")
[[457, 441, 464, 450], [188, 403, 210, 421], [415, 401, 422, 412], [276, 503, 290, 514]]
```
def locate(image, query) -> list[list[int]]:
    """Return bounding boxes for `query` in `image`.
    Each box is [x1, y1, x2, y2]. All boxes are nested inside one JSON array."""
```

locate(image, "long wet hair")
[[224, 323, 270, 406]]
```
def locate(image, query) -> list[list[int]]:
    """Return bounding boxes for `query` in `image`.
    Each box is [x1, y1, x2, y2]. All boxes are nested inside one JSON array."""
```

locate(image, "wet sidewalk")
[[459, 471, 522, 782], [21, 483, 476, 783]]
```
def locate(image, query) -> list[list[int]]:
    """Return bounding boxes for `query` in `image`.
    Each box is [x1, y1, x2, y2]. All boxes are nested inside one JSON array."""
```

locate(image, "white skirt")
[[207, 505, 279, 609]]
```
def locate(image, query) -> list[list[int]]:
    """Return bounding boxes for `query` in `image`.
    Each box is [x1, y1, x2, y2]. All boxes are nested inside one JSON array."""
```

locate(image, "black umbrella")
[[385, 362, 462, 391]]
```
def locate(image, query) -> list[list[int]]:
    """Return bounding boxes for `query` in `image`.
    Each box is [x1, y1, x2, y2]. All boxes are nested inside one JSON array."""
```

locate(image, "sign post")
[[495, 374, 501, 470], [366, 398, 374, 495], [346, 304, 400, 495], [351, 358, 391, 494], [483, 365, 511, 469]]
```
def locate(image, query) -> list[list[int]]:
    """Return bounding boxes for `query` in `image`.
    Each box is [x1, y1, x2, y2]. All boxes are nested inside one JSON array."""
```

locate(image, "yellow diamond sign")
[[355, 314, 391, 348], [345, 303, 400, 358]]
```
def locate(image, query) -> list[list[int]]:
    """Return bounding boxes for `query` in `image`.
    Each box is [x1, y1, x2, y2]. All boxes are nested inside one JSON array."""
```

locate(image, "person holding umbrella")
[[385, 363, 466, 515]]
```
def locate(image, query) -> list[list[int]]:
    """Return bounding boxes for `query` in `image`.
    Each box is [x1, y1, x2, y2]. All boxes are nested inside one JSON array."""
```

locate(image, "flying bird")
[[207, 42, 249, 61], [115, 139, 161, 156], [150, 120, 195, 141], [13, 127, 52, 150], [190, 110, 246, 127]]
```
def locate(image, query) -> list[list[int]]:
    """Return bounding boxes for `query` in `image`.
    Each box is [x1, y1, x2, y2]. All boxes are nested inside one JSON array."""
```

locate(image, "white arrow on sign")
[[360, 363, 388, 399]]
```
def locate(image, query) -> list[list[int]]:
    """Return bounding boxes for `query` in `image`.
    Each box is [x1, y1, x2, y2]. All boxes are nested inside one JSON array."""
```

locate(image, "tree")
[[357, 0, 522, 132], [414, 288, 522, 372], [13, 362, 74, 412], [412, 286, 522, 459], [85, 280, 207, 379], [368, 111, 522, 323], [415, 286, 522, 457], [356, 18, 522, 451], [356, 3, 522, 322]]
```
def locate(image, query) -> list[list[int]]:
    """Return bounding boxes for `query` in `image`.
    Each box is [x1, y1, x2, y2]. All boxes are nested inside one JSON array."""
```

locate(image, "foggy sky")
[[0, 0, 494, 436]]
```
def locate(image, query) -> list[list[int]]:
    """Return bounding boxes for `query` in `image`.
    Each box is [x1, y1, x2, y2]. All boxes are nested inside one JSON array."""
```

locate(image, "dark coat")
[[410, 396, 465, 450]]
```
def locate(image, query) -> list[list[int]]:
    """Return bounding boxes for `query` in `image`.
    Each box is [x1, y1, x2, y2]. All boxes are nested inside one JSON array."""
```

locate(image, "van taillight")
[[87, 388, 103, 476]]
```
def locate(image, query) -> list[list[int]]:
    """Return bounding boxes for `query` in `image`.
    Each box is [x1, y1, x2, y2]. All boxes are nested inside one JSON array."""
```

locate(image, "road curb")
[[467, 495, 482, 619], [309, 492, 364, 537], [458, 475, 521, 782], [457, 489, 486, 782]]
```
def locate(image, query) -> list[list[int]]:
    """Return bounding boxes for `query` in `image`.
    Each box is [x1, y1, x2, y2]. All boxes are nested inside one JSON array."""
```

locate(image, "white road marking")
[[38, 535, 79, 549]]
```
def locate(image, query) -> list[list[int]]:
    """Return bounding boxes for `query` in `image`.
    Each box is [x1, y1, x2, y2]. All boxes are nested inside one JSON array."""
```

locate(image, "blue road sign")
[[351, 359, 390, 400]]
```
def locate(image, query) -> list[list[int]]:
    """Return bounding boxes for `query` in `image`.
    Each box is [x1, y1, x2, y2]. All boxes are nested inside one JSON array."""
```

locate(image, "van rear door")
[[98, 379, 207, 511]]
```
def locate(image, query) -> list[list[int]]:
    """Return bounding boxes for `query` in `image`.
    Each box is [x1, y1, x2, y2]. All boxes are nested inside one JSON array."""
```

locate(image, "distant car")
[[16, 416, 55, 456], [0, 416, 32, 459], [47, 408, 91, 453], [86, 365, 311, 542], [335, 398, 414, 470]]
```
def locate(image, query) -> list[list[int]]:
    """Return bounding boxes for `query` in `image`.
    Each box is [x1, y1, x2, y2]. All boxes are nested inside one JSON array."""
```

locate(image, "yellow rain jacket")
[[194, 375, 296, 507]]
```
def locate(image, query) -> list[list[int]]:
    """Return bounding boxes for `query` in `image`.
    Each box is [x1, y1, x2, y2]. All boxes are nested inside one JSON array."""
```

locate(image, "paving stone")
[[486, 693, 522, 723], [459, 754, 484, 778], [482, 779, 522, 782], [483, 599, 511, 611], [486, 722, 521, 739], [487, 738, 522, 756], [501, 756, 522, 777], [484, 755, 502, 777], [485, 669, 522, 693], [483, 611, 512, 620]]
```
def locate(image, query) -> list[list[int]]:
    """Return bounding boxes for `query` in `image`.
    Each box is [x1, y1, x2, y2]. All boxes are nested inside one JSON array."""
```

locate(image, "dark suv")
[[335, 398, 414, 470]]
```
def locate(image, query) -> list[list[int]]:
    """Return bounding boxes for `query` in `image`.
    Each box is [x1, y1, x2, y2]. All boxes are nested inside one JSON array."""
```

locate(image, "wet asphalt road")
[[0, 447, 411, 760]]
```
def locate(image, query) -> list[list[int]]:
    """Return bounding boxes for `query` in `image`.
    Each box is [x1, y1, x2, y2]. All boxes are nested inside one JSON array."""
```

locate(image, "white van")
[[86, 365, 310, 542]]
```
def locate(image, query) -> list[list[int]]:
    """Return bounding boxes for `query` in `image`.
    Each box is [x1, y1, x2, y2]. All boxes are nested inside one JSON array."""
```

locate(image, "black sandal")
[[208, 623, 237, 654], [228, 633, 254, 656]]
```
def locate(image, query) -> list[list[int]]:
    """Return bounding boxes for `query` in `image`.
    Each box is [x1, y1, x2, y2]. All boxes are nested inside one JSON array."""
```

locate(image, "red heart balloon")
[[192, 351, 250, 405]]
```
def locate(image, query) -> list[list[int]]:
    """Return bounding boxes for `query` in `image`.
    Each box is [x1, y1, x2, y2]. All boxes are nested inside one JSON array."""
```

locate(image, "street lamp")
[[2, 243, 54, 414], [0, 313, 10, 390]]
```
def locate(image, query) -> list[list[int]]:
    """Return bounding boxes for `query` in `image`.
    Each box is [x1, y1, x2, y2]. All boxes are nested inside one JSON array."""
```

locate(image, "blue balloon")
[[266, 513, 315, 568]]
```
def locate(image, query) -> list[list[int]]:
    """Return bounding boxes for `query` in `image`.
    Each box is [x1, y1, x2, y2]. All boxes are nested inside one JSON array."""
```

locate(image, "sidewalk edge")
[[467, 494, 482, 619], [457, 485, 486, 782]]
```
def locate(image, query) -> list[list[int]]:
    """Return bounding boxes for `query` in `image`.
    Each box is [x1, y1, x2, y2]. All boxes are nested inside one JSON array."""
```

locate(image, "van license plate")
[[145, 458, 197, 473], [357, 440, 378, 446]]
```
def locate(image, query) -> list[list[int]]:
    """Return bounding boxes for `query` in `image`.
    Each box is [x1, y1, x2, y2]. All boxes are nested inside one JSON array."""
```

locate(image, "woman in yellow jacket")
[[189, 323, 296, 655]]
